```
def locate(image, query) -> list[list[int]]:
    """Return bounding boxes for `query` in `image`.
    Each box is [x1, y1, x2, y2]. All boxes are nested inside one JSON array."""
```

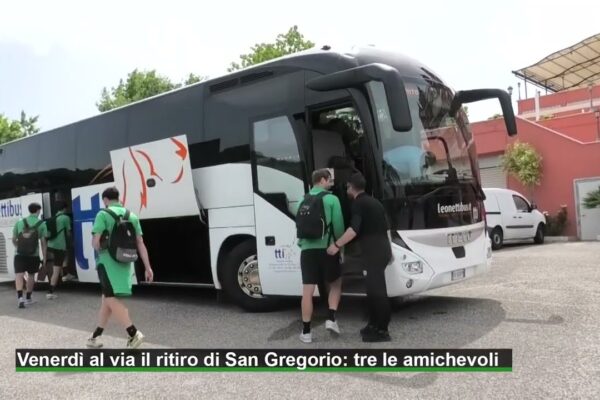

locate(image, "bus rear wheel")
[[221, 240, 281, 312]]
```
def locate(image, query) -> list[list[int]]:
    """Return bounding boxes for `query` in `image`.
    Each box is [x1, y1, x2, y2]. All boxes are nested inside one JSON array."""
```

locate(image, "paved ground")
[[1, 242, 599, 399]]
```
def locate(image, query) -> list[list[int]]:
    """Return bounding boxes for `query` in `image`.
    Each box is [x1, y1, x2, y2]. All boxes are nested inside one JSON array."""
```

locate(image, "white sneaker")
[[127, 331, 145, 349], [18, 298, 25, 309], [63, 274, 77, 282], [299, 332, 312, 343], [46, 293, 58, 300], [86, 337, 104, 348], [25, 298, 37, 306], [325, 320, 340, 334]]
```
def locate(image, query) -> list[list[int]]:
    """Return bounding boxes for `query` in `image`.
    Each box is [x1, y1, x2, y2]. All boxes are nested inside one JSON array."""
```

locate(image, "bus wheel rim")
[[237, 255, 264, 298]]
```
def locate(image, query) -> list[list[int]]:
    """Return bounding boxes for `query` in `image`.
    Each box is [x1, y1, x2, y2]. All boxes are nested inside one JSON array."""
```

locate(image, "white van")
[[483, 188, 547, 250]]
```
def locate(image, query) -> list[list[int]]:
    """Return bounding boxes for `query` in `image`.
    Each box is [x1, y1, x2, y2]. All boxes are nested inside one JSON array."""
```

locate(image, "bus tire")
[[490, 227, 503, 250], [220, 240, 281, 312]]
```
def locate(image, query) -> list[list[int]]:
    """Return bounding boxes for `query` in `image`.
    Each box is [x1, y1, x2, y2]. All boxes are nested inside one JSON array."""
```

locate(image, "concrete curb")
[[545, 236, 578, 243]]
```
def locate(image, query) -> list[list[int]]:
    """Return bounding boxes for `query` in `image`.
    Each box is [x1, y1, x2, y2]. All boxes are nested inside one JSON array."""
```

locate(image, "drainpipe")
[[535, 90, 540, 121]]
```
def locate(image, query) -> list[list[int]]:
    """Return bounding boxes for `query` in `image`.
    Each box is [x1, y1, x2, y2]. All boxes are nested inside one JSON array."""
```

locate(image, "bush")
[[543, 205, 568, 236]]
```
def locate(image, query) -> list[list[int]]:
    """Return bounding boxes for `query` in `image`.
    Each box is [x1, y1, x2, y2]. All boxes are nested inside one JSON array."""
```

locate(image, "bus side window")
[[253, 116, 305, 216]]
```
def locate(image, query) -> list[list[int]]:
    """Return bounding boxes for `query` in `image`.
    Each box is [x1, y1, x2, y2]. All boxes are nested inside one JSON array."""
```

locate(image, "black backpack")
[[296, 191, 331, 240], [45, 215, 64, 241], [17, 219, 43, 255], [101, 208, 139, 263]]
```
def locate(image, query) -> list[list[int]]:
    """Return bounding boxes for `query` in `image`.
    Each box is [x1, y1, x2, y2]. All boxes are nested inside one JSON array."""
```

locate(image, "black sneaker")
[[362, 330, 391, 343], [360, 324, 377, 336]]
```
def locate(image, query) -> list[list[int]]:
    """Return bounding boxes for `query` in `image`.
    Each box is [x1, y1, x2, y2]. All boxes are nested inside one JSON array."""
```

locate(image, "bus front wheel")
[[221, 240, 281, 312]]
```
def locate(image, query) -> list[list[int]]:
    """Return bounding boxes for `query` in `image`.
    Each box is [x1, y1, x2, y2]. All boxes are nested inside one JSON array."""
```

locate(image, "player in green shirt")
[[86, 187, 153, 349], [12, 203, 48, 308], [45, 201, 73, 299], [296, 169, 345, 343]]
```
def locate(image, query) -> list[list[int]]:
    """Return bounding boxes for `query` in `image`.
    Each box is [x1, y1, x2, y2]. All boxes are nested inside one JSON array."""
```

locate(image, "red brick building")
[[472, 33, 600, 239]]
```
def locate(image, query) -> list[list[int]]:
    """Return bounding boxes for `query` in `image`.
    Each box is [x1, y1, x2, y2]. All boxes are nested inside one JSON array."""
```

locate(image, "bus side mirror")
[[450, 89, 517, 137], [306, 63, 412, 132]]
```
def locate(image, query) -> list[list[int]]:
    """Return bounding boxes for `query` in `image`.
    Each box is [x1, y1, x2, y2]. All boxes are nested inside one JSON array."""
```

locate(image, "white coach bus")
[[0, 46, 516, 311]]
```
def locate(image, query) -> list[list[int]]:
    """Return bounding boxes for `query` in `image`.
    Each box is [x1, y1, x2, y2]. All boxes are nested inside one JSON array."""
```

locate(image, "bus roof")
[[1, 45, 440, 148]]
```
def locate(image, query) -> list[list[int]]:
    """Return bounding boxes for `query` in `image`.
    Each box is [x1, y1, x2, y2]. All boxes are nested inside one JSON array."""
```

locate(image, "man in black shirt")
[[327, 172, 393, 342]]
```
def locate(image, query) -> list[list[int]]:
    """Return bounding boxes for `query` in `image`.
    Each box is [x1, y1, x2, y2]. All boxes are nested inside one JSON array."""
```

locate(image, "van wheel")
[[490, 227, 503, 250], [220, 240, 281, 312], [534, 224, 545, 244]]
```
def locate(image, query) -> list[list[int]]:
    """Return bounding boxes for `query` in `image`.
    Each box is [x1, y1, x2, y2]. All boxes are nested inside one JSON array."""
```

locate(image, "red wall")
[[518, 85, 600, 114], [538, 112, 600, 143], [474, 117, 600, 237]]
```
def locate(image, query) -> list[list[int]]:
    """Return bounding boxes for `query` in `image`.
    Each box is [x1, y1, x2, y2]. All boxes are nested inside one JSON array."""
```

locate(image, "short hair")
[[55, 201, 67, 211], [101, 187, 120, 201], [28, 203, 42, 214], [348, 172, 366, 191], [312, 168, 331, 185]]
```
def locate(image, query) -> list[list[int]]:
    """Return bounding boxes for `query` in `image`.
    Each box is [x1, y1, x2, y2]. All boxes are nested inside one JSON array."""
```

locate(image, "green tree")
[[19, 111, 40, 136], [97, 70, 206, 112], [501, 141, 543, 197], [0, 111, 41, 145], [228, 26, 314, 72], [583, 186, 600, 209]]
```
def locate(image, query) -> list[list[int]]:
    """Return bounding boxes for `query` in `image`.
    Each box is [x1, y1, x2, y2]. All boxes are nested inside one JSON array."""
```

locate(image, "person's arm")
[[40, 238, 48, 264], [136, 236, 153, 282], [12, 223, 18, 247], [327, 199, 361, 255], [91, 212, 105, 251], [330, 196, 345, 240], [133, 217, 153, 282]]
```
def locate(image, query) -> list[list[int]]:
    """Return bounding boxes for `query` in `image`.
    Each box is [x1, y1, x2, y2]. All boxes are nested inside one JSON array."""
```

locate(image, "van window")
[[512, 195, 530, 212]]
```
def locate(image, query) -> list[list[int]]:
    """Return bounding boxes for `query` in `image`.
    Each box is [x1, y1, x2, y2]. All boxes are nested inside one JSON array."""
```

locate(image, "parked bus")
[[0, 46, 516, 311]]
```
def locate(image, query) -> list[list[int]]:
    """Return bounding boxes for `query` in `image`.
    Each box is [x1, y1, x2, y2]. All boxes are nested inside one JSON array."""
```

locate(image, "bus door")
[[251, 114, 307, 296], [304, 95, 380, 293]]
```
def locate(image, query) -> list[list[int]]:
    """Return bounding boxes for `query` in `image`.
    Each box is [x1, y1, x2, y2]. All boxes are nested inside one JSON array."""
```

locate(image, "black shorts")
[[48, 249, 66, 266], [14, 255, 40, 274], [97, 264, 115, 297], [300, 249, 341, 285]]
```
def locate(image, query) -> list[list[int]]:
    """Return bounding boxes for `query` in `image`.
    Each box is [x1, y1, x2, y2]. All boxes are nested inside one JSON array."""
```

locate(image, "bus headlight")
[[402, 261, 423, 274]]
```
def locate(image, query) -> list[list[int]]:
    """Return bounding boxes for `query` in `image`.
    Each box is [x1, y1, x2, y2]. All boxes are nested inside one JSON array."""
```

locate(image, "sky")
[[1, 0, 599, 131]]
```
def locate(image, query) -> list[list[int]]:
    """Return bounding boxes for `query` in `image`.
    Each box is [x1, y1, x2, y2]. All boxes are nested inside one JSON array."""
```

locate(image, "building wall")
[[473, 117, 600, 237]]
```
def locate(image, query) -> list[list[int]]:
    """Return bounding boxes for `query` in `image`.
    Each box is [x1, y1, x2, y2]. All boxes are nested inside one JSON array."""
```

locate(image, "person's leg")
[[103, 297, 132, 328], [301, 284, 316, 332], [87, 295, 112, 348], [362, 263, 391, 342], [327, 277, 342, 316], [299, 250, 319, 342], [15, 271, 25, 308]]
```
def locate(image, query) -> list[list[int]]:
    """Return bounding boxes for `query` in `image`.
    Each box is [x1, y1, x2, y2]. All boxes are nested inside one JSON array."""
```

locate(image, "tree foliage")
[[501, 141, 543, 190], [0, 111, 40, 145], [228, 26, 314, 72], [97, 69, 206, 112], [583, 186, 600, 209]]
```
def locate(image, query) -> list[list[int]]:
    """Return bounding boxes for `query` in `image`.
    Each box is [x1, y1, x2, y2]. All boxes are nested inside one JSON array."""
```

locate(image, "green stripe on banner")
[[16, 367, 512, 373]]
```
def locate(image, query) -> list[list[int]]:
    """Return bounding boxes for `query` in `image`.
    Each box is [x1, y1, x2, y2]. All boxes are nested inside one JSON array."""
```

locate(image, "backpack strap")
[[123, 210, 131, 221], [22, 219, 30, 229], [101, 208, 121, 222], [32, 220, 44, 229]]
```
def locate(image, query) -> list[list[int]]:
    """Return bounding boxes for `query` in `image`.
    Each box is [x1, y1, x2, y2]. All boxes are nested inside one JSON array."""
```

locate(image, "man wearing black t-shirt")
[[327, 172, 393, 342]]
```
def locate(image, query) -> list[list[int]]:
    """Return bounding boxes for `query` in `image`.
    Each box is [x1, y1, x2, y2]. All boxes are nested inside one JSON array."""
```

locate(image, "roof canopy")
[[513, 33, 600, 92]]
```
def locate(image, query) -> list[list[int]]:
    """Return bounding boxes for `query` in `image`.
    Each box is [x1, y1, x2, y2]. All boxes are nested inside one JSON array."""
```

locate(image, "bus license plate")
[[451, 269, 465, 281]]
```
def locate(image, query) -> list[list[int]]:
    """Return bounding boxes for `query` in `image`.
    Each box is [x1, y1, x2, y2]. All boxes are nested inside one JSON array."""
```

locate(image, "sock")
[[126, 325, 137, 338], [17, 290, 23, 299], [26, 292, 32, 300], [92, 327, 104, 339], [328, 309, 336, 322], [48, 286, 55, 294], [302, 321, 311, 334]]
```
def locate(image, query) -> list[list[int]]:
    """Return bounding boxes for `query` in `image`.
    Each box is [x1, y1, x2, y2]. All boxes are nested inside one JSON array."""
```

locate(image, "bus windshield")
[[368, 79, 484, 230]]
